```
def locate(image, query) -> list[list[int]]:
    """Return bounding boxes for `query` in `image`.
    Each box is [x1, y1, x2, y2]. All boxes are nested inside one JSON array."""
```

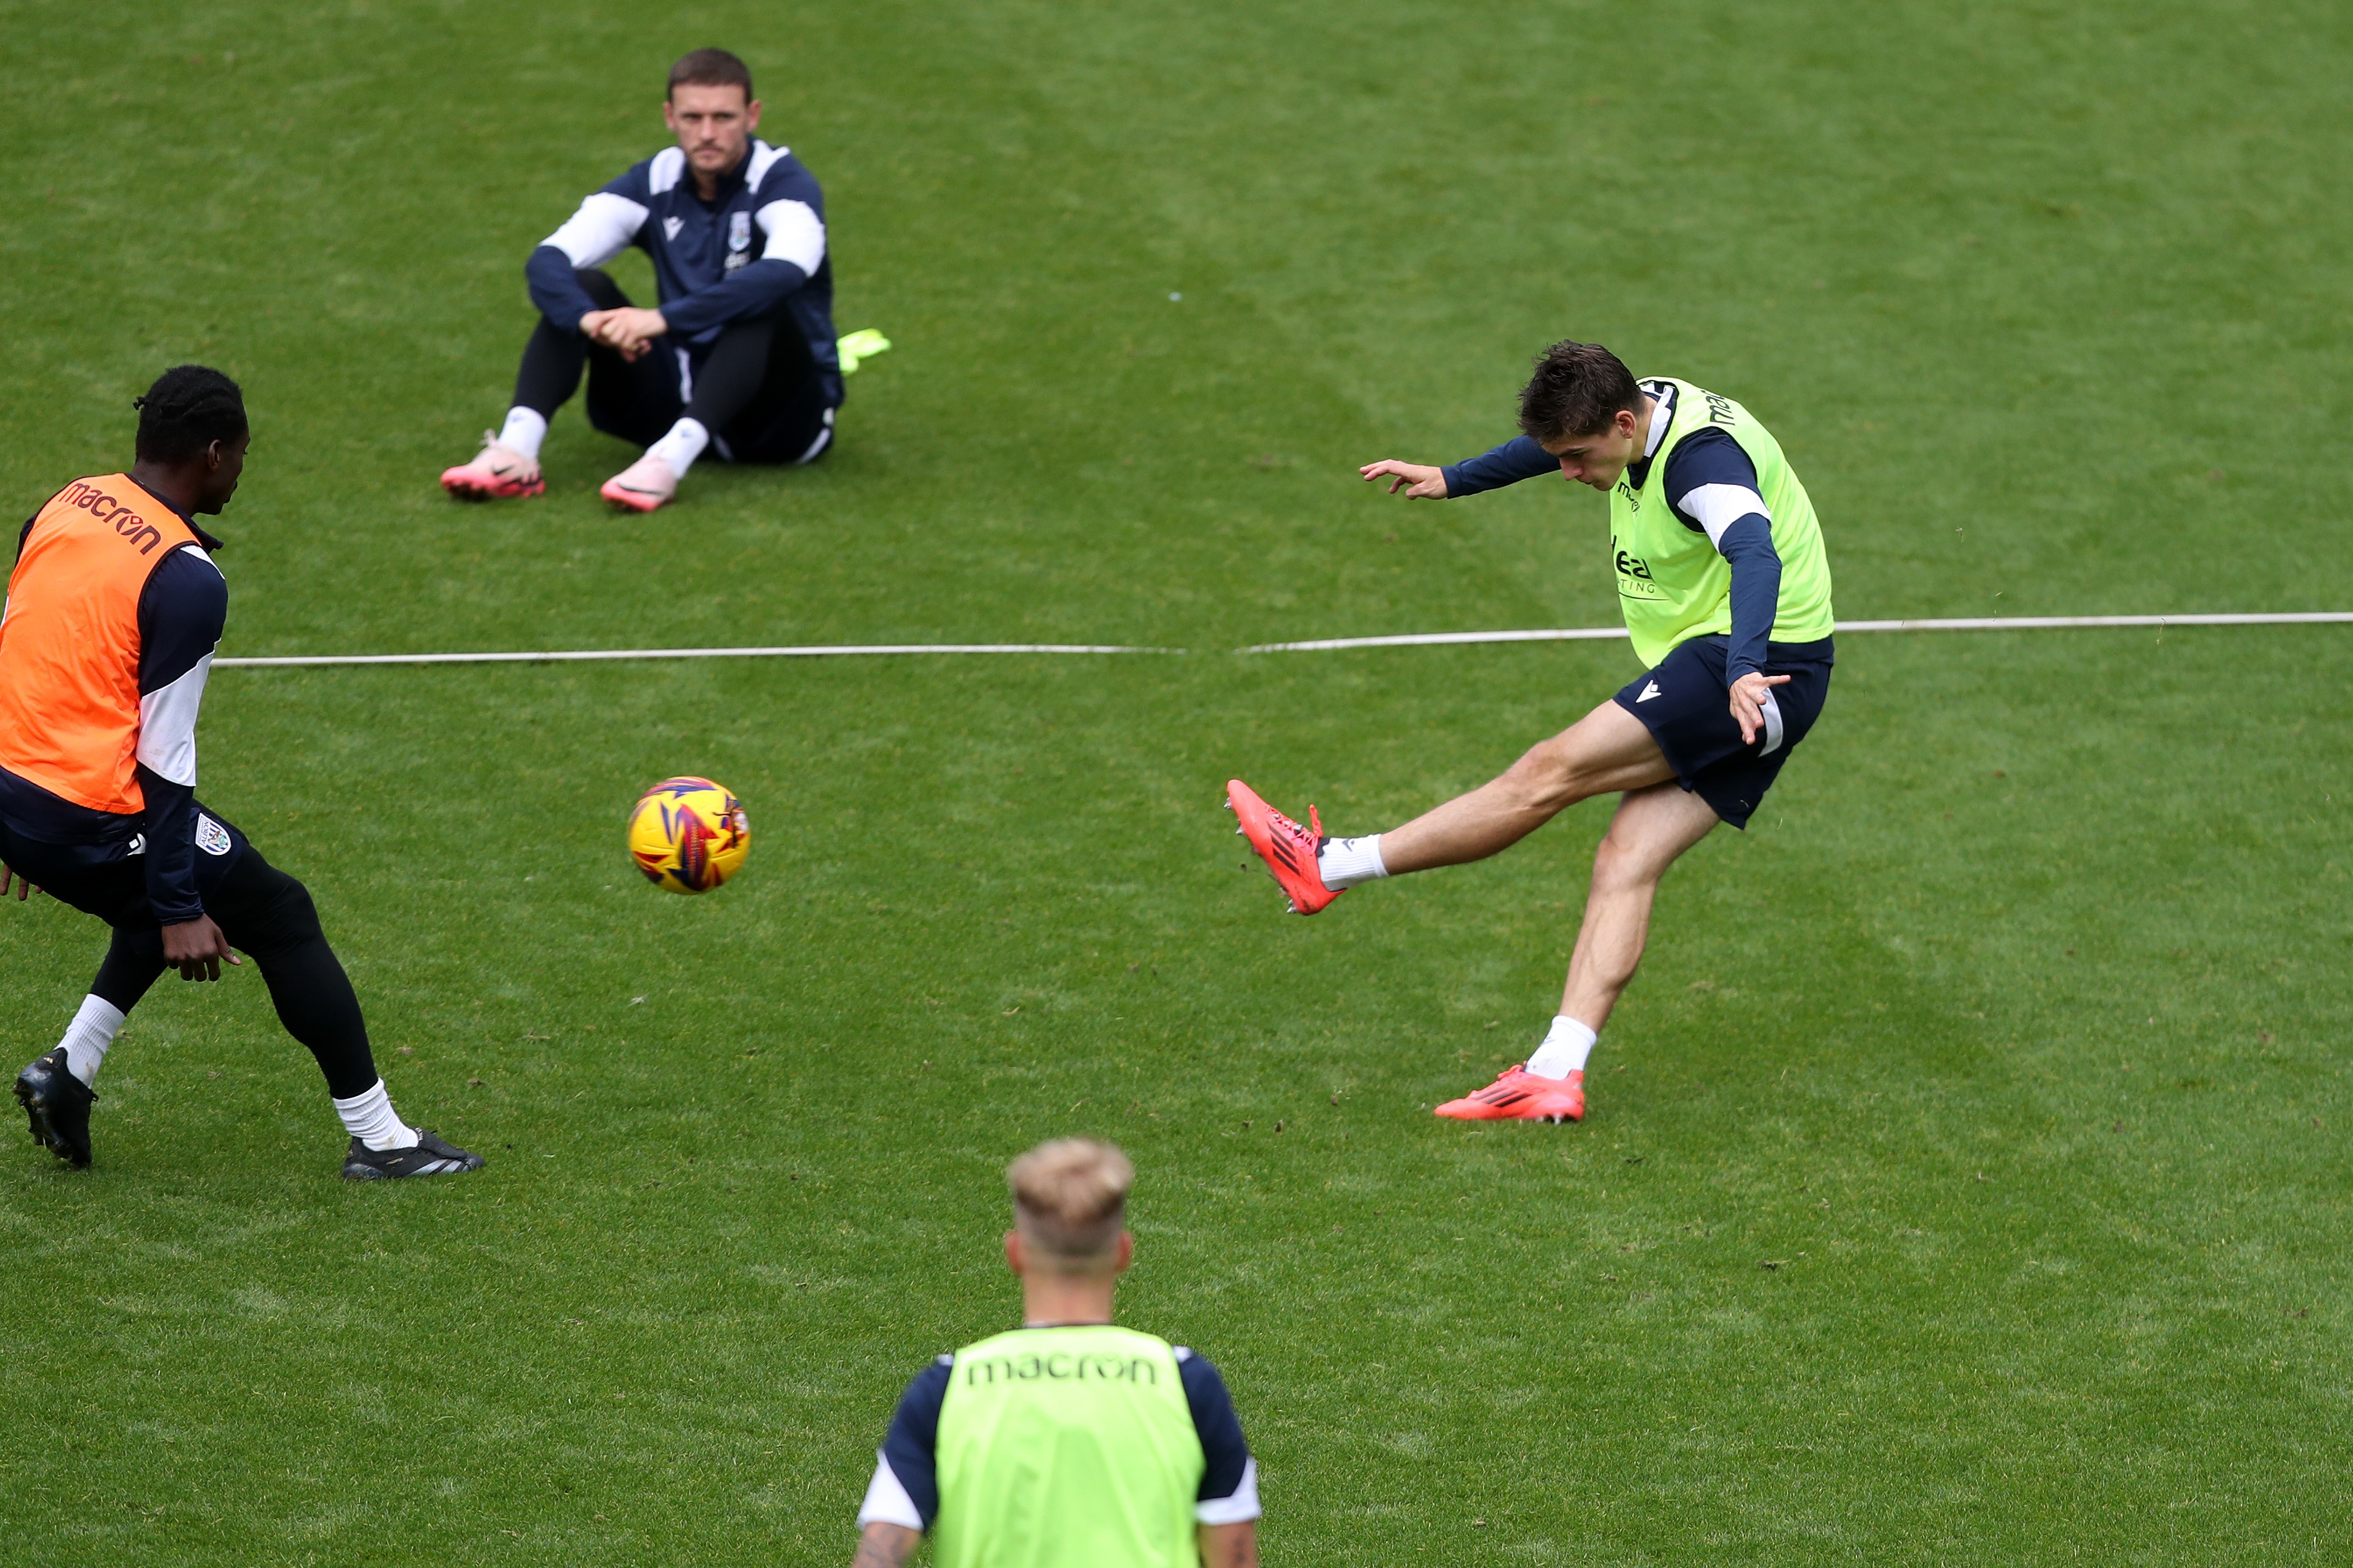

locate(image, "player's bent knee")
[[1590, 823, 1673, 895], [218, 862, 328, 960], [1505, 739, 1595, 814]]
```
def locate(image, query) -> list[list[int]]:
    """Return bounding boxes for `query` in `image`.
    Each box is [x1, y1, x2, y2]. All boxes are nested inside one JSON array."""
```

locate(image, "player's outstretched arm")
[[1200, 1520, 1259, 1568], [850, 1522, 919, 1567], [1359, 459, 1449, 498]]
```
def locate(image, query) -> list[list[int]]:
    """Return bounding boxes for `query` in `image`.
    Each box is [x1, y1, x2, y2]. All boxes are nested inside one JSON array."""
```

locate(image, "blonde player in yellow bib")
[[850, 1139, 1260, 1568]]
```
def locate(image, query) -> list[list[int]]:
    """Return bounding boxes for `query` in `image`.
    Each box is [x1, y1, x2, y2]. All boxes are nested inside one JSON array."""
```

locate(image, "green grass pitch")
[[3, 1, 2351, 1563]]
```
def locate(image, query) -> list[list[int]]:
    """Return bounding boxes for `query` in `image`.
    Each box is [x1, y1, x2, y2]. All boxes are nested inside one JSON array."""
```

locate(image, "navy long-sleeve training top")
[[525, 139, 843, 409]]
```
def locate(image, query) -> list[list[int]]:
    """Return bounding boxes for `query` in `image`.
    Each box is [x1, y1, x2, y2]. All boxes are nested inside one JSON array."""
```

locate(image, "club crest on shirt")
[[195, 815, 233, 857], [663, 215, 685, 243], [729, 210, 751, 251]]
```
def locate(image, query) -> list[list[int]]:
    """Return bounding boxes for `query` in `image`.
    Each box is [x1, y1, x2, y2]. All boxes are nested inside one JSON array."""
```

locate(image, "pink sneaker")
[[440, 435, 544, 500], [1434, 1065, 1584, 1123], [600, 453, 678, 513], [1225, 778, 1340, 915]]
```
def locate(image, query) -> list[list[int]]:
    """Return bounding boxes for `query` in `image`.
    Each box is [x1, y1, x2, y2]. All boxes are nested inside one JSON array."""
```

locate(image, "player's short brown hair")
[[667, 48, 753, 101], [1517, 340, 1643, 442], [1007, 1138, 1135, 1271]]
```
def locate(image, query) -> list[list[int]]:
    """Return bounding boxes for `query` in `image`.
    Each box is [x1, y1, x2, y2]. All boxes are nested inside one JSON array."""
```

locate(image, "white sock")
[[496, 406, 548, 463], [1318, 833, 1388, 890], [1524, 1015, 1598, 1079], [58, 995, 126, 1088], [646, 416, 711, 477], [332, 1079, 421, 1151]]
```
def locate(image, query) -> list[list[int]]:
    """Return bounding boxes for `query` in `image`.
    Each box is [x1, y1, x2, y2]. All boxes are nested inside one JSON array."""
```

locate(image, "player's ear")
[[744, 98, 761, 133], [1003, 1230, 1023, 1275], [1112, 1231, 1135, 1274]]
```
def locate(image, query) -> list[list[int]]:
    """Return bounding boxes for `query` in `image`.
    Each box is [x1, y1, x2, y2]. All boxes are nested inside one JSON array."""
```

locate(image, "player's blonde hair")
[[1007, 1138, 1135, 1271]]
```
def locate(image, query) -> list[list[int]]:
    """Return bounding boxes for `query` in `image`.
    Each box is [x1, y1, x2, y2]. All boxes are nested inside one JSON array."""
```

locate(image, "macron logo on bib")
[[663, 216, 685, 242]]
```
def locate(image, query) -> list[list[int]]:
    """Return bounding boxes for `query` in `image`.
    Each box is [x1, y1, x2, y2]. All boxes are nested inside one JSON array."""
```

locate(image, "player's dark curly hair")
[[133, 365, 247, 464], [1516, 341, 1643, 442], [668, 47, 752, 100]]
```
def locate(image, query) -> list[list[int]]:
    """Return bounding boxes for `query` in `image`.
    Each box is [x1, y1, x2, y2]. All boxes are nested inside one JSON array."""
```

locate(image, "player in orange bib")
[[2, 367, 481, 1180]]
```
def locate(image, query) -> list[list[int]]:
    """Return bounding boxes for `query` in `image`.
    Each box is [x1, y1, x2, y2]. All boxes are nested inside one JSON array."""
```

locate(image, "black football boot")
[[15, 1048, 95, 1167], [340, 1128, 485, 1181]]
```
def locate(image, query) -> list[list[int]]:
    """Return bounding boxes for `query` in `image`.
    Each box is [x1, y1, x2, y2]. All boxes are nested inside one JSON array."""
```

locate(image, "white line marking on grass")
[[1246, 627, 1631, 652], [215, 643, 1176, 668], [1244, 612, 2353, 653], [210, 613, 2353, 668]]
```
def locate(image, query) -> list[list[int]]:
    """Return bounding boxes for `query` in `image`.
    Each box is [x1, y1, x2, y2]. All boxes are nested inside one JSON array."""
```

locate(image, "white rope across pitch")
[[208, 612, 2353, 668], [214, 643, 1175, 668], [1242, 611, 2353, 653]]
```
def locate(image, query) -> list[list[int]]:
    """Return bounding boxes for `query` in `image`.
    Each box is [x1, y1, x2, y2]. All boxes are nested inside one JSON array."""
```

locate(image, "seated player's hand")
[[1728, 670, 1793, 746], [162, 915, 242, 983], [1358, 459, 1448, 499], [1, 863, 38, 901], [577, 308, 661, 361]]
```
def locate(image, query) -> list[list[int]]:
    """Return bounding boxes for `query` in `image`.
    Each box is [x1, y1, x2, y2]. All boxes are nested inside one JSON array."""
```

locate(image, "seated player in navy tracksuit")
[[440, 48, 843, 514]]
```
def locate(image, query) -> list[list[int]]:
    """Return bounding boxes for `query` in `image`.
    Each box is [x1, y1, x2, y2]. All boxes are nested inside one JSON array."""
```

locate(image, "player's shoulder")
[[139, 541, 228, 621], [746, 141, 821, 204], [1171, 1345, 1237, 1401], [900, 1352, 955, 1405], [1661, 423, 1759, 498], [602, 147, 689, 203], [158, 541, 226, 584]]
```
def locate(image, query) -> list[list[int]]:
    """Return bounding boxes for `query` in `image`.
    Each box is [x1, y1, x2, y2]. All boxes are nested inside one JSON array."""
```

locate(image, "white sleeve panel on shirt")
[[542, 192, 649, 269], [756, 198, 826, 273], [745, 139, 787, 187], [136, 648, 215, 787], [1195, 1456, 1262, 1525], [855, 1450, 925, 1531], [1676, 482, 1772, 550]]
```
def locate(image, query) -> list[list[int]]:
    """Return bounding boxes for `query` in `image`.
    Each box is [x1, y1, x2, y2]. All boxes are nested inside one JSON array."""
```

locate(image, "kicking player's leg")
[[1378, 701, 1674, 874], [1557, 780, 1721, 1033], [1433, 782, 1718, 1125], [201, 846, 482, 1179], [1226, 698, 1673, 914]]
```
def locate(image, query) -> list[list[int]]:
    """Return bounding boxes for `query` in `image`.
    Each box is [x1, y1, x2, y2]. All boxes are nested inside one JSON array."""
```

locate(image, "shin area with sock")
[[1524, 1016, 1597, 1080]]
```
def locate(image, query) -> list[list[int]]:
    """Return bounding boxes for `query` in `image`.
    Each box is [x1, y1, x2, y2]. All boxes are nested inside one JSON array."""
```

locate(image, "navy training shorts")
[[0, 802, 251, 930], [1612, 634, 1834, 830]]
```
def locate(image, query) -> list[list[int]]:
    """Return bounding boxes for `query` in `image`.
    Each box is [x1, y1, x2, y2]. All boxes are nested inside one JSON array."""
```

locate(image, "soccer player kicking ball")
[[2, 367, 482, 1180], [1228, 341, 1836, 1125], [850, 1139, 1261, 1568], [440, 48, 843, 513]]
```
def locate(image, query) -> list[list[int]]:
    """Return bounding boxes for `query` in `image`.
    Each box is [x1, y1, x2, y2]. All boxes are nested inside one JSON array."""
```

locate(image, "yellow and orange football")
[[627, 776, 750, 894]]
